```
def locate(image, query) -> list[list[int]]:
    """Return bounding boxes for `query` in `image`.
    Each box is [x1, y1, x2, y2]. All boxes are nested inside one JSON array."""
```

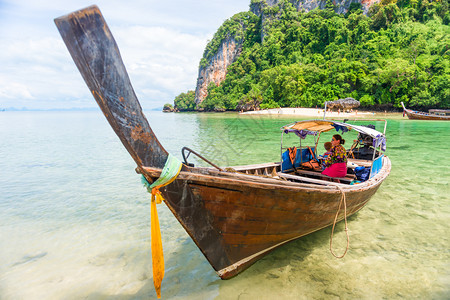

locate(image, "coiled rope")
[[330, 185, 350, 258]]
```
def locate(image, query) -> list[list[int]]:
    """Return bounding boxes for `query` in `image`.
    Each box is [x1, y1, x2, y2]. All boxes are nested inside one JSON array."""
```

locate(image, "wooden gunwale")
[[139, 156, 391, 193]]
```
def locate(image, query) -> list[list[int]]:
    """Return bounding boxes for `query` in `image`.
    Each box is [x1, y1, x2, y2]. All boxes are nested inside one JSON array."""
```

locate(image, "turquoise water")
[[0, 111, 449, 299]]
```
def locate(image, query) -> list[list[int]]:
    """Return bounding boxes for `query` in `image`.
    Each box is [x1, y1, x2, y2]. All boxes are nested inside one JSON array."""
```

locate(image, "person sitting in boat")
[[322, 142, 332, 159], [322, 134, 348, 178], [320, 142, 333, 170]]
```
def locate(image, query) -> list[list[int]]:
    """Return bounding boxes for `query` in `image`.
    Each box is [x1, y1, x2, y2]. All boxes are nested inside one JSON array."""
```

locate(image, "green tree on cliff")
[[181, 0, 450, 111]]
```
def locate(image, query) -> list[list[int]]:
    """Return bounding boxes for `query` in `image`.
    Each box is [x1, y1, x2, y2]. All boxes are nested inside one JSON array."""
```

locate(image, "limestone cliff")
[[195, 37, 242, 106], [251, 0, 380, 16], [194, 0, 381, 106]]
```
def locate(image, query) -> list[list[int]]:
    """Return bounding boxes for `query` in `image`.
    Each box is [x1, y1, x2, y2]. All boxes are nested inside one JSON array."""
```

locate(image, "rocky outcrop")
[[296, 0, 379, 14], [194, 37, 242, 105], [163, 104, 176, 112], [194, 0, 381, 106], [325, 97, 360, 110], [236, 98, 262, 112]]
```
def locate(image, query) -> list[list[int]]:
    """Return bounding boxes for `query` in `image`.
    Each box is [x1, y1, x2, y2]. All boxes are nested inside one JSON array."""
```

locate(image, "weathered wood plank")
[[54, 5, 168, 169]]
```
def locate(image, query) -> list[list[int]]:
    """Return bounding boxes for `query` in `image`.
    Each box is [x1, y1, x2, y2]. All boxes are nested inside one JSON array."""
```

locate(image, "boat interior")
[[428, 109, 450, 116], [228, 150, 382, 186], [182, 120, 387, 186]]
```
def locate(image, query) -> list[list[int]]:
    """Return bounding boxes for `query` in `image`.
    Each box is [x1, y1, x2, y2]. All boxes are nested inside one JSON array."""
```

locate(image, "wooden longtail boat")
[[401, 102, 450, 120], [55, 6, 391, 281]]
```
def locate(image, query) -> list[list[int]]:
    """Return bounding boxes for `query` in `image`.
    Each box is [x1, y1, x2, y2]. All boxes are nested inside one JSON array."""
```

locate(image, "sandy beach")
[[240, 107, 374, 118]]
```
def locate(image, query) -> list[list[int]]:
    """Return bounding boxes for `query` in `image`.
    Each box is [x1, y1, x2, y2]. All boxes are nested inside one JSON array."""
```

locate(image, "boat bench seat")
[[231, 162, 281, 176], [347, 158, 372, 167], [296, 169, 356, 183]]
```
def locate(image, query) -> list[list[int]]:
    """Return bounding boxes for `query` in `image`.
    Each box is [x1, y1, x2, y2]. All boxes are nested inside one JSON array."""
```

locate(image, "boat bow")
[[55, 5, 168, 168], [54, 5, 393, 288]]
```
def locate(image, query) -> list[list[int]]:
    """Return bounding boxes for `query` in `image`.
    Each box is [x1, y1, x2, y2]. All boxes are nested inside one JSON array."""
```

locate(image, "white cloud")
[[0, 0, 250, 110], [0, 79, 33, 100], [0, 35, 90, 109], [113, 25, 208, 106]]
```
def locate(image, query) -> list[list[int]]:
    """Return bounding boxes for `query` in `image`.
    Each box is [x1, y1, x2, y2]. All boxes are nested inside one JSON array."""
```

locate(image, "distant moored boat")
[[401, 102, 450, 121]]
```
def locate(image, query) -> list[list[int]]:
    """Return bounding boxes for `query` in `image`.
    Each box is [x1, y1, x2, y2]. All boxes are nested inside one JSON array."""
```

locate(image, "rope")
[[142, 154, 182, 299], [330, 185, 350, 258]]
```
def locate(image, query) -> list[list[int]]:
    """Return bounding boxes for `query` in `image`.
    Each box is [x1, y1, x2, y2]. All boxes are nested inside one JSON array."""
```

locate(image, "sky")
[[0, 0, 250, 110]]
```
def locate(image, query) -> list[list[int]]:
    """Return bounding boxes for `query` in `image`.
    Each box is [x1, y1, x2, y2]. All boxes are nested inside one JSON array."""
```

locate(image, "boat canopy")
[[281, 120, 386, 151]]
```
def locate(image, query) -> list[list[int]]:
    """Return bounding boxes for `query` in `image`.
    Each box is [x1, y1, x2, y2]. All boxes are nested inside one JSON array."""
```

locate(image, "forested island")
[[166, 0, 449, 112]]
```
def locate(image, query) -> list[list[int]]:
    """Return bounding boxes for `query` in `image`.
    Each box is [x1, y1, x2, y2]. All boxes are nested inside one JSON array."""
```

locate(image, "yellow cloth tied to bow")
[[146, 154, 182, 298]]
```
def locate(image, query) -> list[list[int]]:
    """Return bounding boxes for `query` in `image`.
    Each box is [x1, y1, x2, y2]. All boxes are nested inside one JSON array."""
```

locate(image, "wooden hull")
[[55, 6, 392, 281], [404, 110, 450, 120], [402, 102, 450, 120], [139, 157, 391, 279]]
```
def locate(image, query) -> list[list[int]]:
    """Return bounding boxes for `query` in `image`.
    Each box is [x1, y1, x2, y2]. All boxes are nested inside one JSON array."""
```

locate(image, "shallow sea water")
[[0, 111, 449, 299]]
